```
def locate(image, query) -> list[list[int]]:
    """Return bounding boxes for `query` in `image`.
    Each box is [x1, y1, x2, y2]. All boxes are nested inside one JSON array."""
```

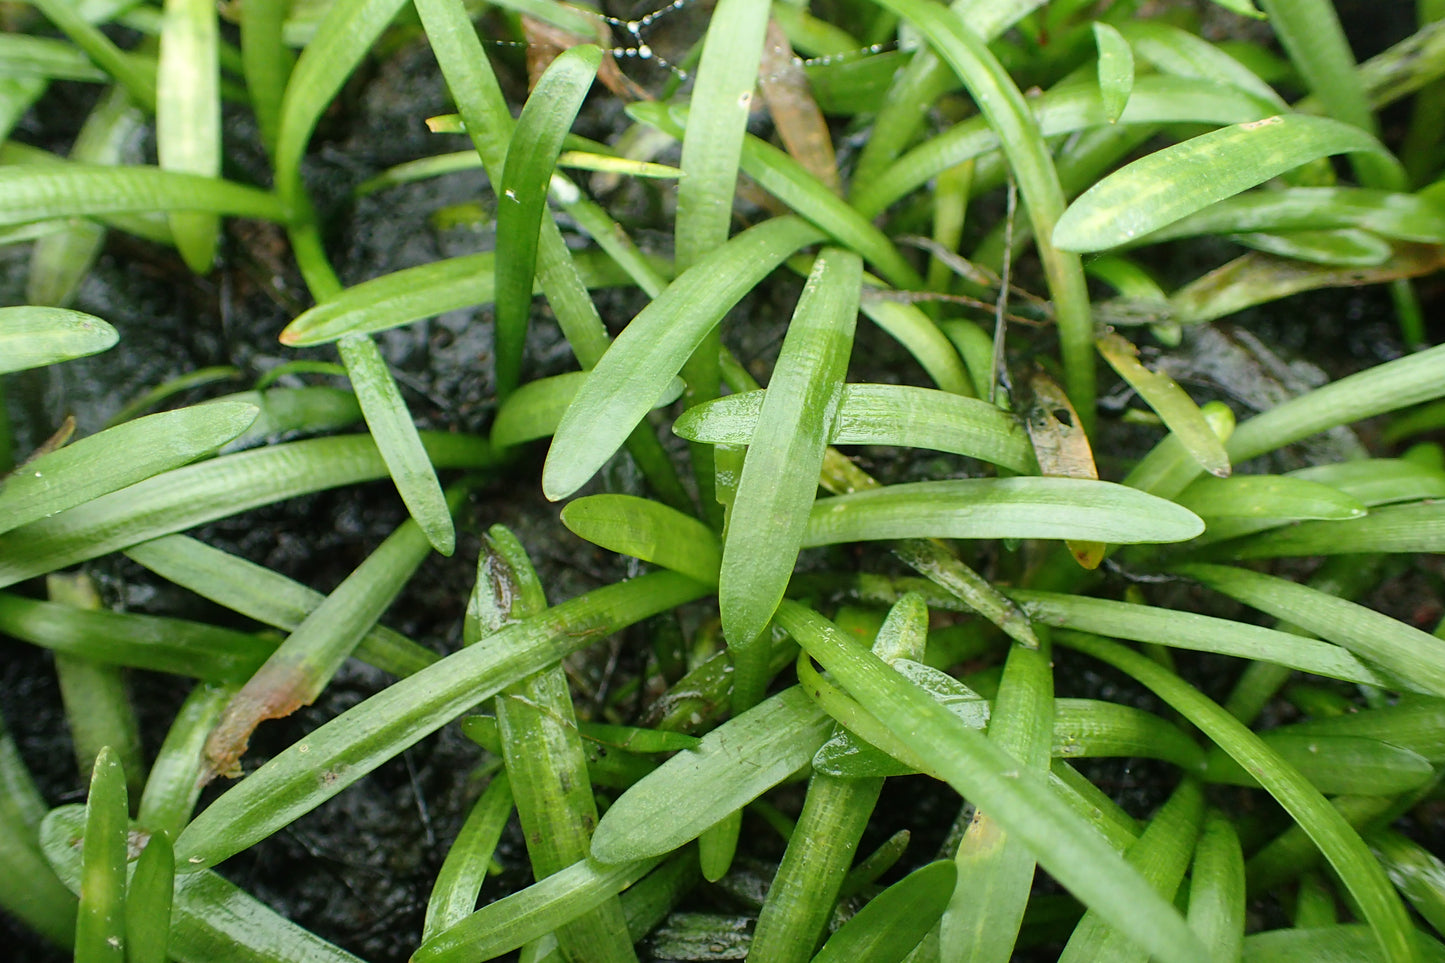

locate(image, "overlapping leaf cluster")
[[4, 0, 1445, 961]]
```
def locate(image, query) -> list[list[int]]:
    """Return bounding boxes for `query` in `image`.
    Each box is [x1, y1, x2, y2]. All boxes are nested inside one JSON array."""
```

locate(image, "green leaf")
[[1010, 590, 1396, 689], [561, 494, 723, 586], [1175, 475, 1367, 520], [0, 433, 493, 590], [867, 0, 1095, 421], [591, 687, 834, 863], [811, 861, 957, 963], [173, 571, 708, 870], [0, 164, 287, 228], [200, 503, 451, 780], [125, 831, 174, 963], [1187, 810, 1246, 963], [1133, 188, 1445, 247], [338, 334, 454, 554], [674, 383, 1036, 474], [423, 773, 512, 941], [41, 804, 368, 963], [1058, 631, 1418, 963], [543, 216, 825, 500], [1059, 778, 1204, 963], [493, 44, 600, 399], [722, 247, 860, 701], [777, 602, 1210, 963], [1174, 562, 1445, 698], [0, 306, 117, 373], [1230, 229, 1393, 266], [123, 535, 437, 678], [413, 854, 666, 963], [0, 402, 258, 535], [801, 478, 1204, 547], [1227, 343, 1445, 463], [1054, 115, 1395, 252], [157, 0, 221, 272], [1217, 501, 1445, 558], [1093, 22, 1135, 124], [1241, 925, 1445, 963], [76, 748, 127, 963], [1202, 733, 1434, 795], [0, 592, 273, 682]]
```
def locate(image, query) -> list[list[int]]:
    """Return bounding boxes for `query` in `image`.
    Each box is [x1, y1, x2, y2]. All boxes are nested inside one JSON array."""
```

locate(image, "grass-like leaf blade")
[[493, 44, 600, 399], [157, 0, 221, 272], [561, 494, 723, 587], [1175, 562, 1445, 697], [543, 216, 825, 500], [802, 478, 1203, 546], [338, 335, 454, 554], [0, 164, 287, 228], [0, 402, 258, 535], [777, 601, 1210, 963], [76, 747, 127, 963], [722, 247, 860, 703], [173, 572, 708, 870], [811, 861, 957, 963], [0, 306, 117, 373], [1054, 115, 1395, 252]]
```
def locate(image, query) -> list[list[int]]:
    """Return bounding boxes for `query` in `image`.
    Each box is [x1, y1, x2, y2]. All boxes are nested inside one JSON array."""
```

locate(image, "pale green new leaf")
[[0, 402, 258, 535], [561, 494, 723, 587], [802, 478, 1203, 547], [0, 306, 117, 373], [1055, 115, 1396, 252]]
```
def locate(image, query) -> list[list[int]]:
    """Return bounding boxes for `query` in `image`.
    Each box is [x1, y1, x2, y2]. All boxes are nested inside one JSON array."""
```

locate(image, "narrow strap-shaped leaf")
[[1202, 733, 1433, 795], [1369, 829, 1445, 938], [27, 86, 142, 308], [1241, 924, 1445, 962], [1176, 475, 1367, 522], [27, 0, 157, 108], [76, 748, 127, 963], [869, 0, 1095, 423], [0, 401, 258, 535], [0, 306, 116, 373], [1097, 332, 1229, 478], [0, 432, 493, 589], [1093, 22, 1134, 124], [776, 601, 1210, 963], [271, 0, 408, 210], [561, 494, 723, 587], [811, 861, 957, 963], [239, 0, 292, 157], [0, 164, 287, 228], [1289, 459, 1445, 507], [1216, 501, 1445, 559], [801, 477, 1204, 547], [124, 535, 437, 678], [1054, 115, 1397, 252], [41, 805, 368, 963], [674, 383, 1036, 473], [124, 831, 174, 963], [590, 686, 834, 863], [338, 334, 454, 554], [480, 526, 637, 963], [423, 772, 513, 941], [722, 247, 860, 706], [493, 44, 600, 399], [859, 300, 973, 395], [1059, 778, 1205, 963], [173, 571, 708, 870], [136, 682, 235, 837], [543, 216, 825, 500], [1175, 562, 1445, 698], [279, 250, 630, 346], [1226, 342, 1445, 463], [201, 497, 456, 780], [157, 0, 221, 272], [942, 640, 1053, 963], [413, 854, 665, 963], [1010, 589, 1397, 689], [1057, 630, 1418, 963], [0, 592, 274, 682], [1188, 810, 1246, 963], [1137, 188, 1445, 246]]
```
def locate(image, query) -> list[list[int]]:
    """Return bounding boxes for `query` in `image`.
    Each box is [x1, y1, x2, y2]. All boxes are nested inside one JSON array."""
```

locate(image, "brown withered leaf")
[[1024, 370, 1104, 570], [758, 18, 839, 194]]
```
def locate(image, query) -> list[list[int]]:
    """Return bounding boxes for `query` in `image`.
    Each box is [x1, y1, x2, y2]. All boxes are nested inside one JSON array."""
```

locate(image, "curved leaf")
[[0, 306, 117, 373]]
